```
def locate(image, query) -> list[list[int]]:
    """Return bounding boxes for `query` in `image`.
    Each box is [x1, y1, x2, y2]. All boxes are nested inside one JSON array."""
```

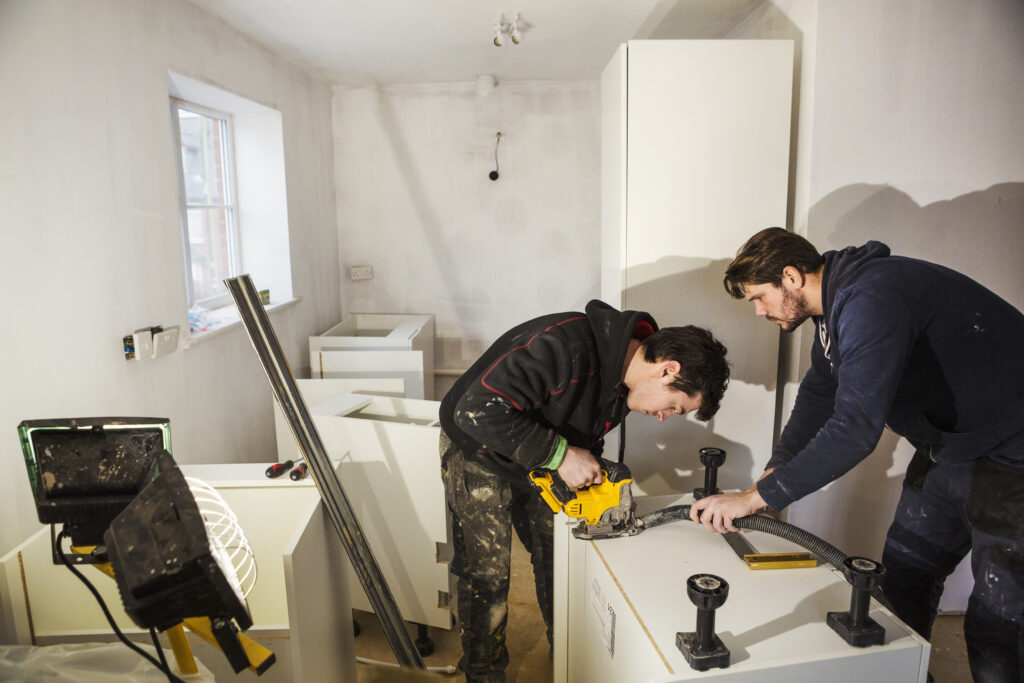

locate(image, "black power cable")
[[489, 132, 502, 181], [54, 529, 185, 683], [150, 628, 174, 683]]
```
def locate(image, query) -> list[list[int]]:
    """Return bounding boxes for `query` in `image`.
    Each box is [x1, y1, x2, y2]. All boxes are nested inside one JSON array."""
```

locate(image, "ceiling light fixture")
[[493, 13, 531, 46]]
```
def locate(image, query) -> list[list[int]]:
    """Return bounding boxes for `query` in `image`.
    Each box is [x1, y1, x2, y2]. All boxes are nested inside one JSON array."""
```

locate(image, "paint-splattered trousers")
[[440, 431, 555, 683], [881, 452, 1024, 682]]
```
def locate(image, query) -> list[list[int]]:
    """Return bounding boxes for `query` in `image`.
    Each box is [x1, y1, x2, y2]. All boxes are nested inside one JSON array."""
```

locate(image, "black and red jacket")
[[439, 300, 656, 481]]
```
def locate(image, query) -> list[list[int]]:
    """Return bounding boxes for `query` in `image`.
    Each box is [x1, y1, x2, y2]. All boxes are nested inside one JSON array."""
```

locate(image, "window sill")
[[184, 297, 302, 348]]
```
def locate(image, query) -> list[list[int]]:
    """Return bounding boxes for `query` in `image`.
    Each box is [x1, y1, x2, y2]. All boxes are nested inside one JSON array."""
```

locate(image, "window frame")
[[170, 97, 243, 310]]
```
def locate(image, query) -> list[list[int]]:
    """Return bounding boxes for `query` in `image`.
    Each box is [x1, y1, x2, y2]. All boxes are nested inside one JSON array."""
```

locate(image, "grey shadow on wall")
[[788, 181, 1024, 555], [615, 415, 756, 498], [624, 255, 779, 388], [809, 182, 1024, 308], [619, 255, 783, 496]]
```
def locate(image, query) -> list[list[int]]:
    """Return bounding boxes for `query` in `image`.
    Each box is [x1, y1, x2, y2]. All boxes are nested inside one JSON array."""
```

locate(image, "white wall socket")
[[153, 326, 180, 358], [350, 265, 373, 281], [132, 329, 154, 360]]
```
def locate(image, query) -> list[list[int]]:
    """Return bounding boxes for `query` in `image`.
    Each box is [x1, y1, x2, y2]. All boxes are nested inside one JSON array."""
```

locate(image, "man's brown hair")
[[723, 227, 824, 299]]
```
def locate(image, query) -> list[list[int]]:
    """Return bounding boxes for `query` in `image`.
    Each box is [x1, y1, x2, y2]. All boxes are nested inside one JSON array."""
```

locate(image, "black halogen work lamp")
[[18, 417, 170, 547], [18, 417, 268, 677], [104, 448, 258, 673]]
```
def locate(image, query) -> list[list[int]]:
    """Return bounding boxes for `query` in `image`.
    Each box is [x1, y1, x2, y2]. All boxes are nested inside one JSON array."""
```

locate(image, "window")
[[172, 101, 240, 309], [167, 71, 294, 335]]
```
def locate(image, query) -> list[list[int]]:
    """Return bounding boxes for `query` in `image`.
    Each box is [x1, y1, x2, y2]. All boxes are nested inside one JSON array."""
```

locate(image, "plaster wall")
[[0, 0, 340, 558], [331, 81, 601, 395]]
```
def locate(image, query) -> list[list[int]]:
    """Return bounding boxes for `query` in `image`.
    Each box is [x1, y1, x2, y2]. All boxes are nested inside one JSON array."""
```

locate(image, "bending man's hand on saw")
[[557, 446, 603, 489], [689, 484, 768, 533]]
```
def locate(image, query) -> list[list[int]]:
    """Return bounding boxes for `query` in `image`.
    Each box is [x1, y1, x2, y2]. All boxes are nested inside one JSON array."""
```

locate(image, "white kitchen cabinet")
[[275, 390, 451, 630], [310, 314, 434, 399], [554, 494, 929, 682], [601, 40, 793, 494]]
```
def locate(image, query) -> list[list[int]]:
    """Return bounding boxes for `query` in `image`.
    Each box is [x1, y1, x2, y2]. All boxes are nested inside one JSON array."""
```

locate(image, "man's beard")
[[768, 288, 812, 332]]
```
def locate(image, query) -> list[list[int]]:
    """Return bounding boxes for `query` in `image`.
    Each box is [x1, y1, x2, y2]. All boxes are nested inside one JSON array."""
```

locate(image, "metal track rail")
[[226, 275, 424, 669]]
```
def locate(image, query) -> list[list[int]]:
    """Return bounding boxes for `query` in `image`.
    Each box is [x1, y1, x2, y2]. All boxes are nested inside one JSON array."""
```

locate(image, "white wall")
[[730, 0, 1024, 610], [331, 81, 602, 394], [0, 0, 341, 557]]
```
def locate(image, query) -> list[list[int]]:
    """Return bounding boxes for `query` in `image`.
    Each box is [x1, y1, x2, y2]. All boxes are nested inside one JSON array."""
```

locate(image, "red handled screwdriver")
[[289, 463, 308, 481], [265, 460, 294, 478]]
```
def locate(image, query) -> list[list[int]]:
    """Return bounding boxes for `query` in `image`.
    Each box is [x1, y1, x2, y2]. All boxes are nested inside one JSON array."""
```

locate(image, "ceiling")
[[186, 0, 767, 86]]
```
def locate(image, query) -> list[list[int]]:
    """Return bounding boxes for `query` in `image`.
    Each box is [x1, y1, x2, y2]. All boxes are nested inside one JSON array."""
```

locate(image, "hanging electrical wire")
[[489, 132, 502, 181]]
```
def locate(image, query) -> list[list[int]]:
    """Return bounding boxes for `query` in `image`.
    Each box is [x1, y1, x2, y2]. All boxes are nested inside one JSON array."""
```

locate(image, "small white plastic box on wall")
[[275, 390, 452, 630], [309, 314, 434, 399]]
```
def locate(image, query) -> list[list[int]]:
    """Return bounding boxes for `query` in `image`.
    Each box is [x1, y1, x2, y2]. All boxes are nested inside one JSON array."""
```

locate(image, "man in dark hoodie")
[[691, 227, 1024, 681], [440, 299, 729, 683]]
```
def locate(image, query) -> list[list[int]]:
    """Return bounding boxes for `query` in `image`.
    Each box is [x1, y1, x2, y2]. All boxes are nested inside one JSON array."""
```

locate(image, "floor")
[[354, 537, 972, 682]]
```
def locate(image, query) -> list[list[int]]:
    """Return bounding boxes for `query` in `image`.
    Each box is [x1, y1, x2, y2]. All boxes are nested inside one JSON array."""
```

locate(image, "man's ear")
[[781, 265, 806, 289], [660, 360, 681, 382]]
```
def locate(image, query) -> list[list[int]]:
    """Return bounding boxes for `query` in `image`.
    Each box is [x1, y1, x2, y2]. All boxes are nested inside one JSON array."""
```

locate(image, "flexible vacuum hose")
[[637, 505, 845, 570], [635, 504, 893, 609]]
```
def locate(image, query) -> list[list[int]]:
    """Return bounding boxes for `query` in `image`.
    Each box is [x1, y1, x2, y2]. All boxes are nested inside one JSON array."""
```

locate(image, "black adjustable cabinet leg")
[[414, 622, 435, 656], [676, 573, 731, 671], [694, 447, 726, 500], [827, 556, 886, 647]]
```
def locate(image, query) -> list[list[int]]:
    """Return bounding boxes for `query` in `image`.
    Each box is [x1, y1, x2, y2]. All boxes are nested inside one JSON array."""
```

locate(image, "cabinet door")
[[603, 40, 793, 491]]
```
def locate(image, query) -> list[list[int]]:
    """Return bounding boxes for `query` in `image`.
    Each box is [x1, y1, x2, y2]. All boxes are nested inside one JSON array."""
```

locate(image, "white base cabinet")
[[275, 390, 452, 630], [310, 314, 434, 399], [554, 494, 930, 682]]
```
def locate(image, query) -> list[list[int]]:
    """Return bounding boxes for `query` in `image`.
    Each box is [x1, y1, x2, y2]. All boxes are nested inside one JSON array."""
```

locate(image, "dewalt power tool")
[[530, 459, 699, 540], [530, 458, 641, 540], [532, 449, 834, 575]]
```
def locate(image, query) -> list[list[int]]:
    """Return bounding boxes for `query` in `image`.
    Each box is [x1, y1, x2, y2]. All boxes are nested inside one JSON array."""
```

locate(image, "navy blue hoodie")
[[757, 241, 1024, 511]]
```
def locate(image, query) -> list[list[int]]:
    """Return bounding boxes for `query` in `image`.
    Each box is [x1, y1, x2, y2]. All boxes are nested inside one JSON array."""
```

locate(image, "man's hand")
[[689, 484, 767, 533], [556, 447, 603, 489]]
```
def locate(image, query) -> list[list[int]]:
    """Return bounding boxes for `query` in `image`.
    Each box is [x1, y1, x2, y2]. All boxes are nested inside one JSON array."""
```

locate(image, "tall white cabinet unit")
[[601, 40, 793, 494]]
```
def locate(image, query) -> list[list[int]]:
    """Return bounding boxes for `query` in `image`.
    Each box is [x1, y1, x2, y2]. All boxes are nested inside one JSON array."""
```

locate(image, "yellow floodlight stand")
[[71, 545, 274, 676]]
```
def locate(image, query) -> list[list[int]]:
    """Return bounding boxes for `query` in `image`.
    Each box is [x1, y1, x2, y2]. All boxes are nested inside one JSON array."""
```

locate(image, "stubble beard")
[[771, 289, 812, 333]]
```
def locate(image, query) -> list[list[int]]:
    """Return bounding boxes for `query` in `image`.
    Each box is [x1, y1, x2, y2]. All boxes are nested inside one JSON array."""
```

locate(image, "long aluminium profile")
[[225, 275, 424, 670]]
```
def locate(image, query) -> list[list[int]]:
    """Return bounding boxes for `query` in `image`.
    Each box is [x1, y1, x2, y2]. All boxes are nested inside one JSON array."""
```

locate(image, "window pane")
[[178, 108, 228, 205], [186, 207, 234, 302]]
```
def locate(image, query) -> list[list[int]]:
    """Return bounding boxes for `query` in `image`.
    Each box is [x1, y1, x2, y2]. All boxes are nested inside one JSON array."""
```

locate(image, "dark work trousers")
[[881, 452, 1024, 683], [440, 431, 555, 683]]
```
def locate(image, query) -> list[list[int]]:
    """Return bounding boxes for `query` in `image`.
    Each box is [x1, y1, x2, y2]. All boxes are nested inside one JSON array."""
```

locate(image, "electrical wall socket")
[[127, 326, 179, 360], [153, 326, 180, 358], [132, 329, 154, 360], [350, 265, 373, 281]]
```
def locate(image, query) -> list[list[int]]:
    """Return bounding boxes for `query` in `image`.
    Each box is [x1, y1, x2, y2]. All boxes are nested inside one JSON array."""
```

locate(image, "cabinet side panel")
[[621, 40, 794, 492], [600, 43, 628, 309]]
